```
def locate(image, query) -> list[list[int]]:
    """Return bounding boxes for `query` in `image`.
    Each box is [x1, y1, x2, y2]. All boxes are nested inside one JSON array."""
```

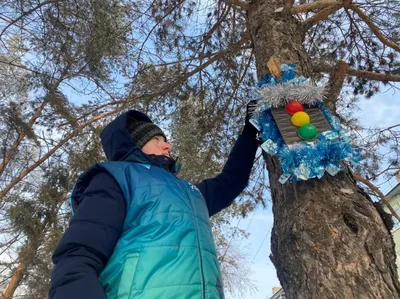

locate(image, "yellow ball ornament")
[[291, 111, 310, 127]]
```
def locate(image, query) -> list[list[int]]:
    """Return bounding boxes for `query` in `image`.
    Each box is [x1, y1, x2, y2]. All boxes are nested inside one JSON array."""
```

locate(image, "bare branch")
[[290, 0, 340, 14], [325, 60, 349, 113], [303, 4, 343, 28], [342, 68, 400, 82], [348, 4, 400, 52], [0, 59, 40, 74], [384, 124, 400, 131], [313, 63, 400, 82], [137, 0, 186, 64], [0, 15, 33, 35], [210, 49, 254, 139], [351, 170, 400, 223]]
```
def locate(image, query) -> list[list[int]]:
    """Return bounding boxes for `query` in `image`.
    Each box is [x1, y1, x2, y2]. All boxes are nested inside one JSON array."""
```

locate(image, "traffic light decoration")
[[287, 102, 318, 140], [250, 64, 360, 183]]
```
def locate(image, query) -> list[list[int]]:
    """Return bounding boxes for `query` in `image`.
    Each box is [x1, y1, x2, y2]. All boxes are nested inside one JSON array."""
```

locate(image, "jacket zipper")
[[133, 157, 207, 298], [175, 178, 206, 299]]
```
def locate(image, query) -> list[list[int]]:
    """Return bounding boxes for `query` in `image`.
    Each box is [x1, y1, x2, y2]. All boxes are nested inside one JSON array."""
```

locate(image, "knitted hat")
[[127, 120, 167, 149]]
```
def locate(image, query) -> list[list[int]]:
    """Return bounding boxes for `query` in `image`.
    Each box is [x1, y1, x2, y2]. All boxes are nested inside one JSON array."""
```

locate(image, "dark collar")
[[147, 154, 179, 173]]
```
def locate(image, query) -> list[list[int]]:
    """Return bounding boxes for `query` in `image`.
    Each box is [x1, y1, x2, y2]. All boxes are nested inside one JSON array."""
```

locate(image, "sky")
[[228, 86, 400, 299]]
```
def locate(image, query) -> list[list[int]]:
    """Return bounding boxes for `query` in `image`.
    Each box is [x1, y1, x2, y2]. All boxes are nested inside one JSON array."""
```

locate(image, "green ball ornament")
[[298, 124, 318, 140]]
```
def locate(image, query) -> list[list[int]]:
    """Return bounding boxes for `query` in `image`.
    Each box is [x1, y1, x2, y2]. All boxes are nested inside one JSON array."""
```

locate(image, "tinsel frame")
[[253, 64, 360, 184]]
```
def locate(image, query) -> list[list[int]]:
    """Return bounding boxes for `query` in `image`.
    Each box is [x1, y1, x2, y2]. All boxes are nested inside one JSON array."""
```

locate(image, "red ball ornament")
[[285, 101, 304, 115]]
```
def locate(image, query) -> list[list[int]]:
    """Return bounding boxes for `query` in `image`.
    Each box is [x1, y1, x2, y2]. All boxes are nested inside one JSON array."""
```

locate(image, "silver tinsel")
[[257, 82, 326, 108]]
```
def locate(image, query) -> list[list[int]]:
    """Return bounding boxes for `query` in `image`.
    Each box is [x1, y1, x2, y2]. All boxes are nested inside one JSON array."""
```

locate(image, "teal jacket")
[[97, 160, 223, 298], [50, 110, 259, 299]]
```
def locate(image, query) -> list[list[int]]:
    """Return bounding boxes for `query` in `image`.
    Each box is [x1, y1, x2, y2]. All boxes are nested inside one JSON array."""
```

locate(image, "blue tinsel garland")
[[254, 64, 360, 183], [258, 64, 298, 86]]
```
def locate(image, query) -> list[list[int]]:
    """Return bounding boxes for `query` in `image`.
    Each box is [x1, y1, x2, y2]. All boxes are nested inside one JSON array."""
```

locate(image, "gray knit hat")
[[127, 120, 167, 149]]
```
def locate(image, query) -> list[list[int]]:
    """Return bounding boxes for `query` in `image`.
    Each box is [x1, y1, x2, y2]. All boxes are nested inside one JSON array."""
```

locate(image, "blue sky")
[[228, 86, 400, 299]]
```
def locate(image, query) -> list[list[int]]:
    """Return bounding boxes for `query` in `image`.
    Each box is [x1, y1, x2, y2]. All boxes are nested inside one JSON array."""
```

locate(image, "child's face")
[[141, 135, 172, 157]]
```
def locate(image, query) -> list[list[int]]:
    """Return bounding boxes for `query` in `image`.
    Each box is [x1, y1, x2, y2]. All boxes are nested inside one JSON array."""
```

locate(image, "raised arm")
[[196, 101, 259, 217], [49, 171, 126, 299]]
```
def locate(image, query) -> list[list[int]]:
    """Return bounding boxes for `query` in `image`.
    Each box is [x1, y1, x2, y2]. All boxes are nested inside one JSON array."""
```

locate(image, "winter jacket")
[[49, 110, 258, 299]]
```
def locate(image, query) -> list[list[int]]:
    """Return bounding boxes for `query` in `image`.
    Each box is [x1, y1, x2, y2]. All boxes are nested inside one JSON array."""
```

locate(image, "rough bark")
[[247, 0, 400, 298], [247, 0, 311, 77]]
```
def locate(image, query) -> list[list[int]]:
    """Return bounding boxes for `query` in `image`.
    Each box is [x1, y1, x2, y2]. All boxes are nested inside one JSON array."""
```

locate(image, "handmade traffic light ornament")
[[250, 64, 360, 183]]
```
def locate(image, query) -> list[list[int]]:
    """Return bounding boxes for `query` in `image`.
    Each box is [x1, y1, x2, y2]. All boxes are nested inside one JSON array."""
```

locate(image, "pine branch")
[[1, 201, 60, 299], [2, 263, 25, 299], [372, 164, 400, 181], [0, 59, 40, 74], [0, 14, 76, 69], [324, 60, 349, 114], [0, 62, 73, 178], [0, 109, 123, 201], [0, 35, 252, 199], [150, 50, 228, 67], [221, 0, 249, 10], [290, 0, 341, 14], [346, 69, 400, 82], [45, 90, 78, 128], [303, 4, 343, 28], [313, 63, 400, 82], [0, 15, 35, 36], [62, 37, 252, 127], [209, 48, 254, 142], [351, 171, 400, 223], [0, 101, 47, 178], [202, 6, 231, 41], [348, 4, 400, 53], [0, 0, 63, 39]]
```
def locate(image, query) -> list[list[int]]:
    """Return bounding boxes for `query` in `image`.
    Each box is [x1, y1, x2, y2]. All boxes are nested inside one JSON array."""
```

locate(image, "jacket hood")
[[100, 110, 154, 163]]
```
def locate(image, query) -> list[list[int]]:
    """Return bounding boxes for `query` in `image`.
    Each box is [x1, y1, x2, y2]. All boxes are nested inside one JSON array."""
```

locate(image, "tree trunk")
[[2, 263, 25, 299], [247, 1, 400, 298], [2, 240, 39, 299]]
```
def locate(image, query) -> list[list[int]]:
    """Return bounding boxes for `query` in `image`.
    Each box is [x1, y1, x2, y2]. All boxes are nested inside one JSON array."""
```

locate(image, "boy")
[[50, 106, 258, 299]]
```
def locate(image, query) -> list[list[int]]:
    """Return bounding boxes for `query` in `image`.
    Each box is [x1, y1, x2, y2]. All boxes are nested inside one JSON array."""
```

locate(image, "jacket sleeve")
[[49, 171, 126, 299], [196, 133, 259, 217]]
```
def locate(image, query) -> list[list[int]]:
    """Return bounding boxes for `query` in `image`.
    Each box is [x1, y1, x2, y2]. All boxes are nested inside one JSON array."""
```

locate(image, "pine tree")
[[1, 0, 399, 297]]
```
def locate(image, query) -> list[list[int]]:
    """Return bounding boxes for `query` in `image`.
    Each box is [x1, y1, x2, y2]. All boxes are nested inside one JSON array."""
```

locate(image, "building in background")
[[384, 181, 400, 229], [269, 287, 285, 299], [383, 175, 400, 277]]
